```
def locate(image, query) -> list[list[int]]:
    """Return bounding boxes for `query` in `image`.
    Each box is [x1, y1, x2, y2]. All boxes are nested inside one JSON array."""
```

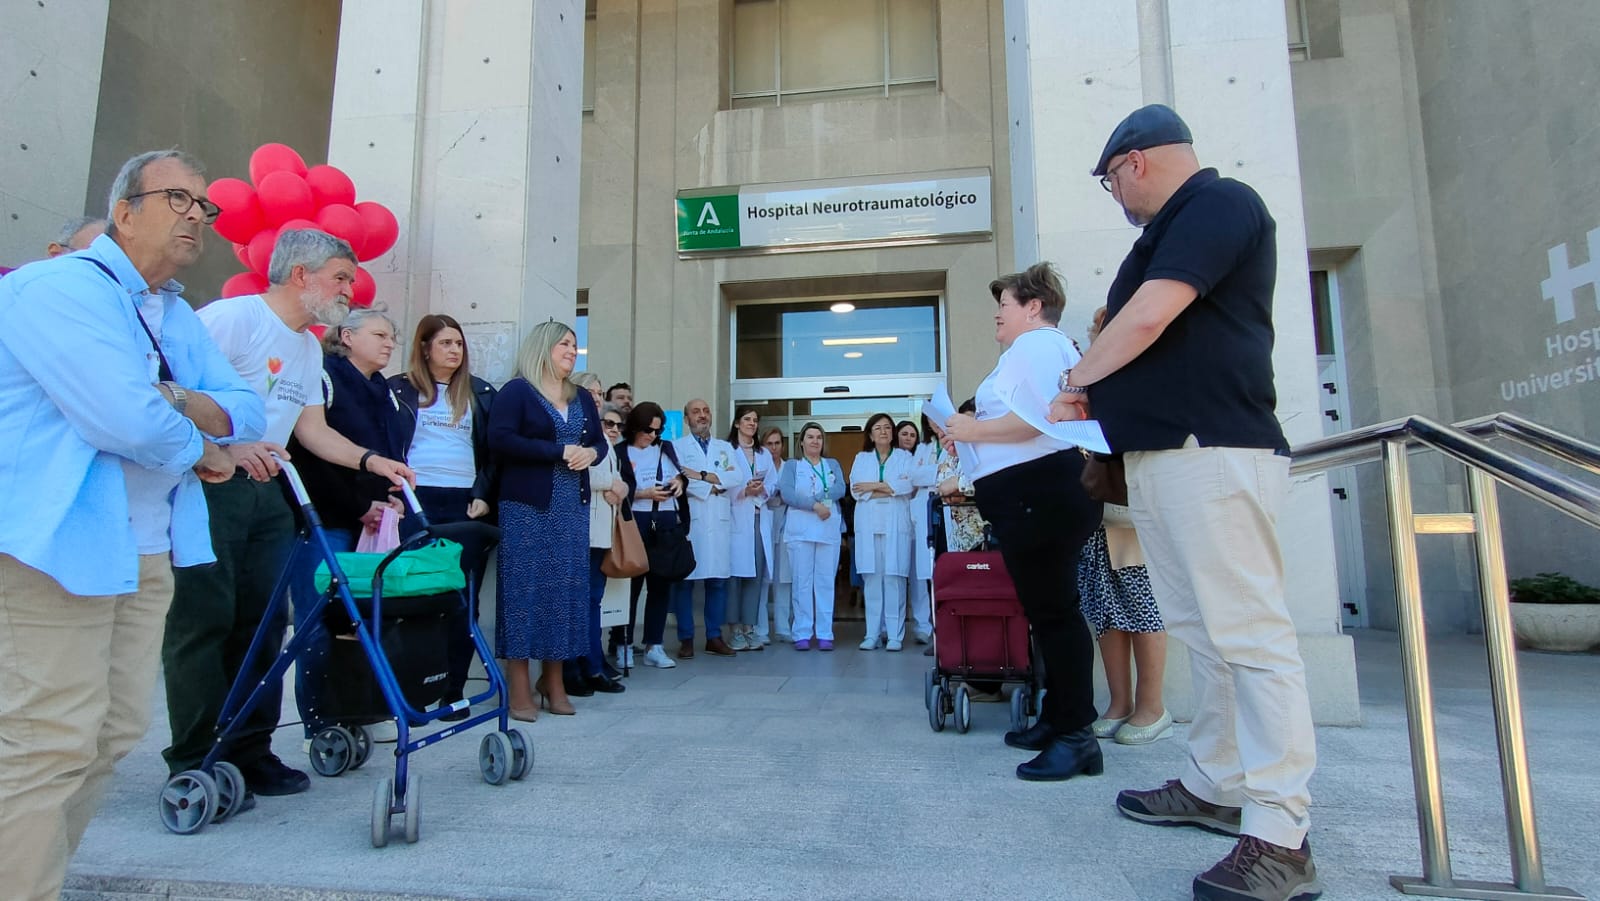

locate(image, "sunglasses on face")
[[641, 426, 662, 435], [603, 419, 623, 428]]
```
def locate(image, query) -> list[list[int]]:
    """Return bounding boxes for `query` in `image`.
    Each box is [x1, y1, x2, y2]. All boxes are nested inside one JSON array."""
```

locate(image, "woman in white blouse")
[[726, 407, 776, 651], [940, 262, 1104, 783], [759, 427, 792, 643], [775, 422, 846, 651], [850, 414, 915, 651], [899, 418, 938, 644]]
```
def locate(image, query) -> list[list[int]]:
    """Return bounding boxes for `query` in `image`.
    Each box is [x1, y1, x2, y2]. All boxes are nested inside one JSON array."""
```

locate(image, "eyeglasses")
[[126, 188, 223, 223], [603, 419, 624, 429], [1099, 156, 1133, 193], [641, 426, 661, 435]]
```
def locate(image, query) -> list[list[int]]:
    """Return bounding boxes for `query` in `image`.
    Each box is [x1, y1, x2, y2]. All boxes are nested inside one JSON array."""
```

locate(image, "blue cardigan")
[[487, 378, 608, 510]]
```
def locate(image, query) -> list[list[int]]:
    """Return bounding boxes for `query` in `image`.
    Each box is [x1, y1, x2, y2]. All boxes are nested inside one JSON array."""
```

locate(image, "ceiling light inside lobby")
[[843, 351, 864, 359], [822, 336, 897, 346], [830, 302, 856, 313]]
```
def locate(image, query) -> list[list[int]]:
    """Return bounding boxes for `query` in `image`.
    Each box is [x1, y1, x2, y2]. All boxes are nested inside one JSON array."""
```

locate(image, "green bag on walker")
[[314, 539, 466, 599]]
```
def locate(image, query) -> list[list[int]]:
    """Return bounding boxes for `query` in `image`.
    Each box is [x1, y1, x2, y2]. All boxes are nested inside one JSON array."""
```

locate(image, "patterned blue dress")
[[496, 392, 590, 660]]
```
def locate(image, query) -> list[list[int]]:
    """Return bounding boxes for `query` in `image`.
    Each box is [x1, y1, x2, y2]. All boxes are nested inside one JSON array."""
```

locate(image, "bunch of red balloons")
[[209, 143, 398, 308]]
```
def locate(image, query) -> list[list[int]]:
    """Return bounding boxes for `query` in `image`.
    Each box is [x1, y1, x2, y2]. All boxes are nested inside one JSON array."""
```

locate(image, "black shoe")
[[601, 661, 623, 681], [1016, 728, 1104, 782], [1004, 719, 1060, 751], [236, 756, 310, 796], [564, 674, 595, 698], [586, 673, 626, 694], [439, 705, 471, 722]]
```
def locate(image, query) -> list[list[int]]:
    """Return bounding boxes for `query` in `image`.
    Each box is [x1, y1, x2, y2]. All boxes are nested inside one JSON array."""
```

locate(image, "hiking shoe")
[[1116, 779, 1241, 836], [1193, 836, 1323, 901]]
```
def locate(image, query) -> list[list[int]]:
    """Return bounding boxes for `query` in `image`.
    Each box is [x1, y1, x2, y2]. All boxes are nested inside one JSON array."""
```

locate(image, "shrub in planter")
[[1508, 572, 1600, 652]]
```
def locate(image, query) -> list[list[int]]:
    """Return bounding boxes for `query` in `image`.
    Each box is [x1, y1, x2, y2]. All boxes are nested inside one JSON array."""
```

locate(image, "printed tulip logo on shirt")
[[266, 357, 283, 394]]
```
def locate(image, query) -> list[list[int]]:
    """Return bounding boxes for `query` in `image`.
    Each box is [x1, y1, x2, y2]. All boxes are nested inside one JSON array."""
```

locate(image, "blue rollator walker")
[[156, 458, 531, 846]]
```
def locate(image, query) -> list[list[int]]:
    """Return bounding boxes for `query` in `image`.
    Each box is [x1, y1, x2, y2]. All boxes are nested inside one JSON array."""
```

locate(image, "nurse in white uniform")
[[775, 422, 846, 651], [726, 407, 776, 651], [900, 418, 938, 644], [849, 413, 915, 651], [760, 427, 793, 643]]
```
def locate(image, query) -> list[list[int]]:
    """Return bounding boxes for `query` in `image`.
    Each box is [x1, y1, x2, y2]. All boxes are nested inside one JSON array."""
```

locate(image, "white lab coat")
[[849, 448, 915, 576], [728, 443, 776, 579], [674, 434, 747, 580], [907, 441, 941, 580]]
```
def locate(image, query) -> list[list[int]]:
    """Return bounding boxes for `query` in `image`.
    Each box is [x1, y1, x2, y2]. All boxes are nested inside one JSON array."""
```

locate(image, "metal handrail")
[[1288, 412, 1588, 901]]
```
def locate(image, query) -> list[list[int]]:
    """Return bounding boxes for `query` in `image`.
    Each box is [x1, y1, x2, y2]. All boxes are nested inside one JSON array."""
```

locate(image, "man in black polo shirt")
[[1050, 105, 1321, 901]]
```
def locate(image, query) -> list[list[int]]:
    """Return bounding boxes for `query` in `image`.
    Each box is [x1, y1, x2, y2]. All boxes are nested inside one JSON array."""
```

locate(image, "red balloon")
[[305, 164, 357, 208], [249, 143, 308, 185], [221, 271, 269, 298], [350, 266, 377, 308], [208, 177, 264, 244], [231, 243, 250, 268], [315, 204, 367, 253], [256, 171, 315, 227], [354, 202, 399, 261], [277, 218, 322, 235], [245, 229, 279, 277]]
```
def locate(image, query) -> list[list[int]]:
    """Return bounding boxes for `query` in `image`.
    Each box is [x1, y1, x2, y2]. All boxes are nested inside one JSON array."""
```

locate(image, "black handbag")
[[643, 444, 696, 580]]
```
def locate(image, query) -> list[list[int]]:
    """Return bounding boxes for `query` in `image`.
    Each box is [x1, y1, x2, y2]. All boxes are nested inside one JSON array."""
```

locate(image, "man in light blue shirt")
[[0, 150, 264, 901]]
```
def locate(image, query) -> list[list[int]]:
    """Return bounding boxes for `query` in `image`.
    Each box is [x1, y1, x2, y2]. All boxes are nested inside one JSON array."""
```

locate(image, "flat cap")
[[1091, 104, 1194, 176]]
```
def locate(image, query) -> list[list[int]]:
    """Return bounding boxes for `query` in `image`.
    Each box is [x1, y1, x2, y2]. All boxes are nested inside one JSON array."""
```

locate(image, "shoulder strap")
[[78, 257, 174, 382]]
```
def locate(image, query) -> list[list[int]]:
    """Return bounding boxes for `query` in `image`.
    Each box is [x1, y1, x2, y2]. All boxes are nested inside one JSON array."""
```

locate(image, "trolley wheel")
[[479, 731, 513, 785], [402, 772, 421, 844], [157, 769, 219, 835], [929, 685, 948, 732], [954, 685, 972, 734], [1034, 688, 1047, 718], [351, 725, 374, 770], [506, 728, 533, 781], [370, 777, 393, 848], [1010, 687, 1031, 734], [923, 668, 936, 712], [210, 761, 247, 823], [309, 726, 357, 777]]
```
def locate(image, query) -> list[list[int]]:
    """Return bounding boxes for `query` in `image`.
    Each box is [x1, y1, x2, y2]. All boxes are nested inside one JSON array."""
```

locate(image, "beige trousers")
[[0, 553, 174, 901], [1124, 444, 1316, 848]]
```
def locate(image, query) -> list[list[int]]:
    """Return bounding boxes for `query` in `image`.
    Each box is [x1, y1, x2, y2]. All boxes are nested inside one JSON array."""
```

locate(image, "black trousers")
[[609, 510, 678, 649], [401, 486, 489, 701], [974, 450, 1103, 732]]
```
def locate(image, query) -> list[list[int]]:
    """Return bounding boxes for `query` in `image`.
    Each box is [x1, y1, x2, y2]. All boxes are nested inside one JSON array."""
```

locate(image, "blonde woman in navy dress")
[[849, 413, 915, 651], [487, 321, 607, 720]]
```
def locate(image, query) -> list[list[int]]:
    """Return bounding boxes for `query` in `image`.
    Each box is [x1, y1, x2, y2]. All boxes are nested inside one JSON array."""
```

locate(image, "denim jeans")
[[288, 527, 356, 738], [672, 577, 729, 641], [579, 548, 607, 677]]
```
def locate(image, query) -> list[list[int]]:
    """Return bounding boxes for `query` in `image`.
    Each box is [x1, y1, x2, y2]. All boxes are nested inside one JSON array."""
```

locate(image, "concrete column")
[[327, 0, 585, 383], [1007, 0, 1358, 723], [0, 1, 109, 268]]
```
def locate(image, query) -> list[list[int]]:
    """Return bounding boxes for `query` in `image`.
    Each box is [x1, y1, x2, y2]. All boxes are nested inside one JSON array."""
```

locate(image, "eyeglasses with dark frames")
[[641, 426, 662, 435], [1099, 156, 1134, 193], [603, 419, 624, 428], [125, 188, 223, 224]]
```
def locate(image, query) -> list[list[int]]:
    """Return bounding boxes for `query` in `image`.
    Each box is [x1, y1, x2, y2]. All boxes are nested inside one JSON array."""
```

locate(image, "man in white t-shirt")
[[162, 229, 413, 800]]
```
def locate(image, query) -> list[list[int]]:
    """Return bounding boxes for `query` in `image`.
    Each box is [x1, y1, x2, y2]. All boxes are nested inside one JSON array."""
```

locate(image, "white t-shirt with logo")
[[409, 386, 476, 489], [197, 294, 323, 447]]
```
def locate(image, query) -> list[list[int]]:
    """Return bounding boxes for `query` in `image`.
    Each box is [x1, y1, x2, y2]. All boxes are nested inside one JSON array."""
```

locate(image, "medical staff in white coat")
[[726, 407, 776, 651], [759, 426, 793, 643], [900, 418, 938, 644], [850, 413, 916, 651], [671, 398, 747, 658], [776, 421, 846, 651]]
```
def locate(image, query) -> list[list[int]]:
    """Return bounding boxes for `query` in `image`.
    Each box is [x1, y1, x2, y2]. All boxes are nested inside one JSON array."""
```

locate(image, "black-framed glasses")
[[1099, 156, 1133, 192], [603, 419, 624, 429], [641, 426, 662, 435], [126, 188, 222, 223]]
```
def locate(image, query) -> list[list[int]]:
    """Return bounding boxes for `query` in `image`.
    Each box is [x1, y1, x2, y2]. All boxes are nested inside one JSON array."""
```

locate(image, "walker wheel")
[[157, 769, 218, 835], [923, 668, 936, 712], [506, 728, 533, 781], [955, 685, 972, 734], [371, 776, 393, 848], [309, 726, 357, 777], [479, 731, 513, 785], [351, 725, 374, 769], [210, 761, 247, 823], [402, 772, 421, 844], [930, 685, 948, 732], [1010, 687, 1031, 734]]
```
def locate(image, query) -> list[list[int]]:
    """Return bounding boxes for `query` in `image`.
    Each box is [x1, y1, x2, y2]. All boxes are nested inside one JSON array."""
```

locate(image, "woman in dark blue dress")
[[487, 320, 607, 720]]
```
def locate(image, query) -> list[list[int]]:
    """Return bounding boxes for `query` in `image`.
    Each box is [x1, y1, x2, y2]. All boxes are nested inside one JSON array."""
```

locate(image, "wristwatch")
[[159, 381, 189, 414], [1057, 369, 1089, 394]]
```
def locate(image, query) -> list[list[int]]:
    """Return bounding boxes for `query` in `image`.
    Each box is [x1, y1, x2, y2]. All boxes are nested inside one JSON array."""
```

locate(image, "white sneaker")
[[748, 630, 766, 649], [614, 647, 635, 670], [369, 720, 398, 743], [729, 631, 750, 651], [643, 645, 676, 668], [885, 640, 903, 652], [859, 636, 879, 651], [753, 632, 771, 648]]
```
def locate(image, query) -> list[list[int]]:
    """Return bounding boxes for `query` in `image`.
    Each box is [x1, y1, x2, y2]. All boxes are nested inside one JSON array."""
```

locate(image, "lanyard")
[[877, 450, 890, 482], [740, 443, 758, 475], [807, 458, 828, 494], [82, 257, 174, 383]]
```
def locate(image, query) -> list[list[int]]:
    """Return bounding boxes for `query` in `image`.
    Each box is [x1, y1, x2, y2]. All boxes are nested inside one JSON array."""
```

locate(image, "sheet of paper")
[[1003, 383, 1113, 454], [926, 386, 981, 472]]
